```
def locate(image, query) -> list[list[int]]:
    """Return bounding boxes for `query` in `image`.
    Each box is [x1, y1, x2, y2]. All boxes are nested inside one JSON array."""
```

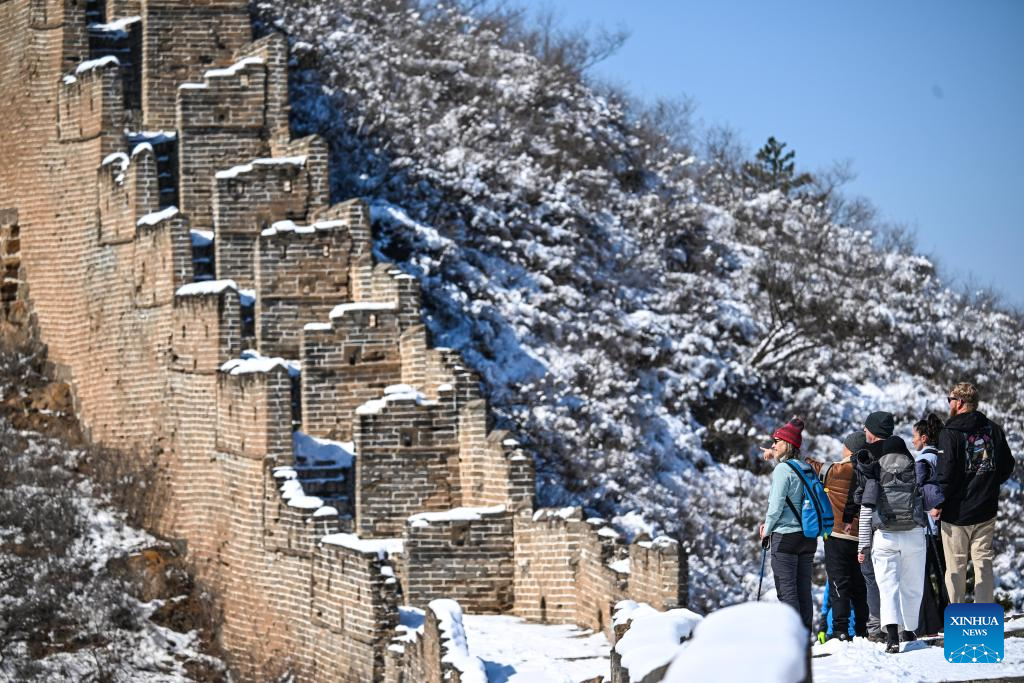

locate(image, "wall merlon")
[[133, 207, 193, 308], [58, 58, 124, 155], [97, 144, 161, 244], [141, 0, 252, 129], [255, 222, 352, 358], [311, 198, 372, 249], [216, 365, 293, 460], [171, 281, 241, 373], [235, 33, 291, 149]]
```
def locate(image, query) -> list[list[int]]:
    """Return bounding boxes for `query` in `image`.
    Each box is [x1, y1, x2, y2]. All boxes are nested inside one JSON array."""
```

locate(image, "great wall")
[[0, 1, 689, 680]]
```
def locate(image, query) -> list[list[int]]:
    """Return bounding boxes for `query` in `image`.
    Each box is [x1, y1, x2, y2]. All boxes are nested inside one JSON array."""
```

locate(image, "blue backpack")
[[784, 460, 834, 539]]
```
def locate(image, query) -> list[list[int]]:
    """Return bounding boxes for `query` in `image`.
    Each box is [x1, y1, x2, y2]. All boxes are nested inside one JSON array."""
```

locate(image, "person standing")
[[858, 434, 929, 653], [759, 417, 817, 632], [819, 431, 870, 640], [935, 382, 1015, 604], [912, 413, 947, 635], [846, 411, 893, 641]]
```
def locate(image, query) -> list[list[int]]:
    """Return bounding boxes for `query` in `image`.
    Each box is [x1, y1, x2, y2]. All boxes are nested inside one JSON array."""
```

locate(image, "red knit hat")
[[772, 417, 804, 449]]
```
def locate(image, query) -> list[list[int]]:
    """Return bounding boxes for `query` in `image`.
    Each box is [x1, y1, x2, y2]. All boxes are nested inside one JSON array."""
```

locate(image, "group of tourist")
[[758, 382, 1015, 654]]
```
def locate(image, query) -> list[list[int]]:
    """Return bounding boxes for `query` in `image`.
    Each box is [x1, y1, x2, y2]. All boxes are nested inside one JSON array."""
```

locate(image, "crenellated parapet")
[[300, 303, 405, 440], [352, 385, 461, 537], [215, 359, 294, 462], [2, 2, 691, 678], [403, 506, 515, 613]]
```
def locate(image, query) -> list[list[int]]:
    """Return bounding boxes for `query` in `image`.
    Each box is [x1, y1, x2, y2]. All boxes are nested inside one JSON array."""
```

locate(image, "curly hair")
[[913, 413, 944, 446]]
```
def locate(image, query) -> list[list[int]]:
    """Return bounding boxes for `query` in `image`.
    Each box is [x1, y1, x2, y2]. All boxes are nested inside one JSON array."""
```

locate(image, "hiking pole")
[[927, 527, 950, 606], [757, 536, 770, 601]]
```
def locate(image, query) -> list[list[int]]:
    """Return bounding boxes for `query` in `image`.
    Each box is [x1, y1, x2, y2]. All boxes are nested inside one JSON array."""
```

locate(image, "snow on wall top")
[[204, 56, 265, 80], [613, 601, 703, 681], [88, 16, 141, 34], [220, 349, 299, 377], [214, 156, 307, 180], [175, 278, 237, 297], [260, 218, 345, 238], [63, 56, 120, 84], [320, 533, 404, 559], [355, 388, 428, 416], [329, 301, 397, 319], [190, 229, 214, 248], [428, 600, 488, 683], [532, 506, 582, 522], [662, 602, 804, 683], [392, 606, 426, 650], [292, 431, 354, 469], [408, 505, 506, 527], [637, 535, 679, 551], [137, 206, 180, 227], [278, 478, 323, 510]]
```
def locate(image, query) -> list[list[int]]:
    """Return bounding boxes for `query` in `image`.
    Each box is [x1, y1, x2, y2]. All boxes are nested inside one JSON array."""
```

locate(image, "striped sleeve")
[[858, 505, 872, 552]]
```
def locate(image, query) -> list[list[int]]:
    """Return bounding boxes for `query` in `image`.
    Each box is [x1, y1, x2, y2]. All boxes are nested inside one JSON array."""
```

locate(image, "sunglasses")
[[947, 396, 959, 404]]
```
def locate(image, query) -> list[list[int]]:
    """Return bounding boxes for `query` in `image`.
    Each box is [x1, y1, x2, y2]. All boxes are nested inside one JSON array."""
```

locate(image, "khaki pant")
[[941, 517, 996, 604]]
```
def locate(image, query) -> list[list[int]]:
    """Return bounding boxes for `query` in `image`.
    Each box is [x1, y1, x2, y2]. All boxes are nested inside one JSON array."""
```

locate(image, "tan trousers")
[[941, 517, 996, 604]]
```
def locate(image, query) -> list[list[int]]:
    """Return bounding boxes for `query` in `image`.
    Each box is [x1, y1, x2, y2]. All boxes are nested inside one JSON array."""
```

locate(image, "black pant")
[[771, 532, 816, 631], [916, 527, 948, 637], [824, 536, 869, 636]]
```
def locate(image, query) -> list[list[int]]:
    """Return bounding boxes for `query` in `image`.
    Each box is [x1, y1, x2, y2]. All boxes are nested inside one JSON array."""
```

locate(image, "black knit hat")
[[864, 411, 895, 439], [843, 431, 867, 453]]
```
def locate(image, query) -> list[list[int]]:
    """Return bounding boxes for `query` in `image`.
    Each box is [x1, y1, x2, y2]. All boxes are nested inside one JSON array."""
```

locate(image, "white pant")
[[871, 527, 926, 632]]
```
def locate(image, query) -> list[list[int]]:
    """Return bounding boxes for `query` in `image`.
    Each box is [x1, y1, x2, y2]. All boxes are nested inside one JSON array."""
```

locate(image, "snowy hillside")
[[0, 337, 226, 683], [251, 0, 1024, 610]]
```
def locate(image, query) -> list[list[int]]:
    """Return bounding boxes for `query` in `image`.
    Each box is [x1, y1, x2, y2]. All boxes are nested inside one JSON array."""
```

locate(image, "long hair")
[[913, 413, 943, 446], [777, 441, 800, 462]]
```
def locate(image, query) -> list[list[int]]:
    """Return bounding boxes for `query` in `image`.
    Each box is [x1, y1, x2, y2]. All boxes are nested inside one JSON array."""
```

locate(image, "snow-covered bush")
[[251, 0, 1024, 610]]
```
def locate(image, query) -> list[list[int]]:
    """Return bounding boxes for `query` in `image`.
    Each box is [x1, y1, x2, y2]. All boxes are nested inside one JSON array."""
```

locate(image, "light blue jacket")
[[763, 458, 805, 535]]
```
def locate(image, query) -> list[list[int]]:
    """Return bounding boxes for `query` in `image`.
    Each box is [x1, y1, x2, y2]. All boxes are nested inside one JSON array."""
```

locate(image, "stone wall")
[[0, 2, 689, 679]]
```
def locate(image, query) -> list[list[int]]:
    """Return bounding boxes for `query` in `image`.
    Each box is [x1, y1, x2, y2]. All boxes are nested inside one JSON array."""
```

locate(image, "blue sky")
[[517, 0, 1024, 308]]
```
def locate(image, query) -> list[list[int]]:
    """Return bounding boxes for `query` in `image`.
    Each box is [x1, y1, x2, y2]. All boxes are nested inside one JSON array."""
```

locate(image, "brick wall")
[[404, 508, 514, 613], [353, 397, 461, 537], [256, 224, 351, 358], [176, 57, 271, 228], [141, 0, 251, 129], [0, 3, 690, 679], [57, 58, 124, 156], [301, 307, 404, 440]]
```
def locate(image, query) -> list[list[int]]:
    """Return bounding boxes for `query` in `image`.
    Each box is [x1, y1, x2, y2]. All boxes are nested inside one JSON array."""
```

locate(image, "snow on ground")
[[813, 625, 1024, 682], [663, 602, 806, 683], [461, 614, 610, 682]]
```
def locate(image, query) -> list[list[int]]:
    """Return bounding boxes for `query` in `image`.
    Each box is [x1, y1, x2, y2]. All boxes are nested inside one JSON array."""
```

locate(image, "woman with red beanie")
[[759, 417, 817, 632]]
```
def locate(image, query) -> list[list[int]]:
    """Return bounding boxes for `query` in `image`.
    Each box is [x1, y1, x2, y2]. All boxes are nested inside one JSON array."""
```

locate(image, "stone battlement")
[[0, 2, 688, 679]]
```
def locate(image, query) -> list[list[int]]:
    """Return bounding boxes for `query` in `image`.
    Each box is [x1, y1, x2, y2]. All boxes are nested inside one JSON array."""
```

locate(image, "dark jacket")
[[936, 410, 1014, 525], [843, 439, 884, 522]]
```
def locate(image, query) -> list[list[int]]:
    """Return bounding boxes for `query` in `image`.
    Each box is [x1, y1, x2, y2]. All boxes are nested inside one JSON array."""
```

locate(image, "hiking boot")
[[885, 625, 900, 654], [835, 632, 853, 643], [867, 629, 886, 643], [900, 630, 917, 643]]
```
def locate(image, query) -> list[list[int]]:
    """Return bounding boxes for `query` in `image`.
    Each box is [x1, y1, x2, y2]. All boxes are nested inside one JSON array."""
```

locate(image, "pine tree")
[[743, 136, 813, 194]]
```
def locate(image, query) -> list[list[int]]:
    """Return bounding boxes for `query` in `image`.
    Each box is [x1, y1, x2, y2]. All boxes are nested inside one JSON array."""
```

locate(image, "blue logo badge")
[[944, 603, 1004, 663]]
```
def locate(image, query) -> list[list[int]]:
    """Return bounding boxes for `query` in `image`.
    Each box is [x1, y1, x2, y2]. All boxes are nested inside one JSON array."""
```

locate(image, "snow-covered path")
[[462, 614, 610, 682], [813, 619, 1024, 683]]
